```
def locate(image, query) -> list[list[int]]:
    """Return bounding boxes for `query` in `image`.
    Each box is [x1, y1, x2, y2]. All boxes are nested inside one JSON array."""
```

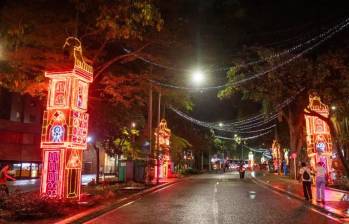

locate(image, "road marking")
[[149, 182, 179, 194], [84, 182, 180, 224], [213, 183, 219, 224], [84, 200, 139, 224], [251, 179, 342, 223]]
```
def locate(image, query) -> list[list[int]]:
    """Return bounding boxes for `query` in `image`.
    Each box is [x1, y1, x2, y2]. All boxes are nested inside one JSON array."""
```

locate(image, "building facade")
[[0, 89, 42, 179]]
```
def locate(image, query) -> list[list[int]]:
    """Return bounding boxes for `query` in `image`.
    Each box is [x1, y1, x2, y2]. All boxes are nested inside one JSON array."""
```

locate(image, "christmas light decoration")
[[271, 140, 282, 171], [137, 17, 349, 91], [154, 119, 172, 178], [40, 37, 93, 199], [304, 94, 333, 180]]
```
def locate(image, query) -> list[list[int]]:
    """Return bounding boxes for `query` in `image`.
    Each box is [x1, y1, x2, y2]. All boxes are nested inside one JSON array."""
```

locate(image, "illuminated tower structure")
[[271, 140, 281, 171], [40, 39, 93, 199], [305, 94, 332, 176], [154, 119, 171, 178]]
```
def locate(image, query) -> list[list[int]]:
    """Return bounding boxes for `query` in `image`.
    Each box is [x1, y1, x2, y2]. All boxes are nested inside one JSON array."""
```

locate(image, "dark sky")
[[158, 0, 349, 123]]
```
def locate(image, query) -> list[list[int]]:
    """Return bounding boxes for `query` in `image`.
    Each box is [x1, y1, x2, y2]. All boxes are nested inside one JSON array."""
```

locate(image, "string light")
[[144, 17, 349, 91], [124, 17, 349, 92], [126, 17, 348, 73]]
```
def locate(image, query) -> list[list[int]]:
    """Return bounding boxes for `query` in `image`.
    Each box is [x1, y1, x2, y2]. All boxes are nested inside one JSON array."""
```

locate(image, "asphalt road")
[[85, 172, 340, 224]]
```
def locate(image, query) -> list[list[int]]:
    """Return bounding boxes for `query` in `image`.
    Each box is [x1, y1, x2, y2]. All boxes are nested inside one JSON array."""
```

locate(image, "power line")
[[125, 16, 349, 74], [144, 17, 349, 91]]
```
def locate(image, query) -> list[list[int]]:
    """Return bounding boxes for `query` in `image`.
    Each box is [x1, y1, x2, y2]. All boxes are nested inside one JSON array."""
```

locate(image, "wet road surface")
[[86, 172, 340, 224]]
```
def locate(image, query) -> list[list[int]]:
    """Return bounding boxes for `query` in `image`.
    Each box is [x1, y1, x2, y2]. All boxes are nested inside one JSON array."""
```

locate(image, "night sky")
[[158, 0, 349, 123]]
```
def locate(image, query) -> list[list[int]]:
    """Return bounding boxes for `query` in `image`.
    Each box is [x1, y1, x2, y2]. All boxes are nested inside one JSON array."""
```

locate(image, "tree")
[[170, 133, 192, 169], [219, 41, 349, 175], [0, 0, 163, 98]]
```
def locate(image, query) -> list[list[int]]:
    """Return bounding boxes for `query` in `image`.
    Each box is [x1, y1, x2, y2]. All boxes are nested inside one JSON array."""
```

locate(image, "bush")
[[0, 191, 78, 221], [181, 168, 200, 175]]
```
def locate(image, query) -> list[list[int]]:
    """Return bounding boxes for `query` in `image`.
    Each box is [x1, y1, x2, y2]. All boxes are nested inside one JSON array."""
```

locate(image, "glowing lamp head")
[[131, 122, 136, 128], [331, 105, 336, 111], [87, 136, 93, 143], [191, 69, 205, 85], [219, 122, 223, 127]]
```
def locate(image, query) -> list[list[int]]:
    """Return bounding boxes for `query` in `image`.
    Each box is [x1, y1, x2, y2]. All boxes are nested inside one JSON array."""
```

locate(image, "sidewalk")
[[252, 171, 349, 219], [56, 177, 182, 224], [7, 174, 113, 193]]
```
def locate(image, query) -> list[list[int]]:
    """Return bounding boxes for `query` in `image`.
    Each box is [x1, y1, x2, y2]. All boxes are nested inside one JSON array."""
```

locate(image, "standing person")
[[315, 161, 326, 202], [0, 164, 16, 196], [239, 161, 245, 179], [224, 160, 229, 173], [299, 162, 312, 201]]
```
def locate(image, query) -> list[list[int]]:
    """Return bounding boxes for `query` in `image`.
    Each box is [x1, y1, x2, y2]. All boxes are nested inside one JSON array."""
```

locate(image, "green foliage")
[[181, 167, 200, 175], [95, 0, 163, 40], [170, 133, 192, 164], [0, 0, 163, 96]]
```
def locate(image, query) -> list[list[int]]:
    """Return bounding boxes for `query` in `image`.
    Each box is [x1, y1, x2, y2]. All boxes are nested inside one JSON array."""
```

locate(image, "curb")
[[252, 177, 347, 220], [55, 179, 183, 224]]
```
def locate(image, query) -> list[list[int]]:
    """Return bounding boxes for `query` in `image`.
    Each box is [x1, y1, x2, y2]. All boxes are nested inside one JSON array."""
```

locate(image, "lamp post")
[[156, 91, 161, 185], [87, 136, 99, 185], [131, 122, 136, 160], [191, 69, 205, 86]]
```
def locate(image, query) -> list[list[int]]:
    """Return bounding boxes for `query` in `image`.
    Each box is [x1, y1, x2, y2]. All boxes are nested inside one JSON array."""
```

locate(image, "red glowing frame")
[[304, 94, 333, 178], [40, 41, 93, 199], [154, 119, 172, 178]]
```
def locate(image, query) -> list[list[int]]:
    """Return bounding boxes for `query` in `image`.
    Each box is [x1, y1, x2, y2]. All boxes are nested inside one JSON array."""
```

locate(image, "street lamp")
[[87, 136, 93, 143], [191, 69, 205, 85], [331, 105, 336, 111], [87, 135, 99, 184], [130, 122, 137, 160], [219, 122, 223, 127]]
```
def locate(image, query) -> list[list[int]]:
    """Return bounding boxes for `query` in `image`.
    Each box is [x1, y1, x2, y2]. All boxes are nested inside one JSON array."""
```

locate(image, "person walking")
[[315, 161, 326, 202], [299, 162, 312, 201], [239, 161, 245, 179], [0, 164, 16, 196]]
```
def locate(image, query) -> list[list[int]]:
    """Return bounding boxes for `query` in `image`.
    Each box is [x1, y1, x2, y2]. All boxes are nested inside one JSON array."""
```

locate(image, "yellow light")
[[191, 69, 205, 85]]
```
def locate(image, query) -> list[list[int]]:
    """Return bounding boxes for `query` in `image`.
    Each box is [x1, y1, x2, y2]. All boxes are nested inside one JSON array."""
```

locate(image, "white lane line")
[[213, 183, 219, 224], [85, 182, 180, 224], [251, 179, 342, 223], [85, 199, 139, 224]]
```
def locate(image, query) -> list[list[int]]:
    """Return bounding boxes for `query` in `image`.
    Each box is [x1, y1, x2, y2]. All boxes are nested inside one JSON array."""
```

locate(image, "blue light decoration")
[[51, 125, 65, 142], [316, 142, 326, 153]]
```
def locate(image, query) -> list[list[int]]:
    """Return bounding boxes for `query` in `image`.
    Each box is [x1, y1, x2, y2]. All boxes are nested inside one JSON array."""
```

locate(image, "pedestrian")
[[239, 161, 245, 179], [282, 160, 287, 176], [0, 164, 16, 196], [224, 160, 229, 173], [299, 162, 312, 201], [315, 161, 326, 202]]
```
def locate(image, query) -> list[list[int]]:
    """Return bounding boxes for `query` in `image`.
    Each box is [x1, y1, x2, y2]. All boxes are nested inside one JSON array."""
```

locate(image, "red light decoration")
[[154, 119, 172, 178], [304, 94, 333, 180], [271, 140, 281, 171], [40, 38, 93, 199]]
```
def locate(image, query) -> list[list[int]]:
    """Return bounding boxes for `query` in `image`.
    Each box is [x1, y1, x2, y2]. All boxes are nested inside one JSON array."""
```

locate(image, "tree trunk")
[[95, 144, 100, 184], [304, 109, 349, 176], [284, 106, 305, 179]]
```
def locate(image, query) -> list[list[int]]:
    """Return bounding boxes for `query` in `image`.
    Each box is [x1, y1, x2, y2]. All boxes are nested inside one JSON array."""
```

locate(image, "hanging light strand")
[[146, 17, 349, 91]]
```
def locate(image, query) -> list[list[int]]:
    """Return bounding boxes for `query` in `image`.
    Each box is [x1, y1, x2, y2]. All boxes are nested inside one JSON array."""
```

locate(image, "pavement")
[[72, 172, 344, 224], [252, 171, 349, 220], [7, 174, 99, 193]]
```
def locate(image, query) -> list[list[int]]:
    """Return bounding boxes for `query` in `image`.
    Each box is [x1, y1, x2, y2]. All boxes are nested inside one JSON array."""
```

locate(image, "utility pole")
[[275, 125, 281, 175], [156, 90, 161, 184], [147, 83, 152, 184]]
